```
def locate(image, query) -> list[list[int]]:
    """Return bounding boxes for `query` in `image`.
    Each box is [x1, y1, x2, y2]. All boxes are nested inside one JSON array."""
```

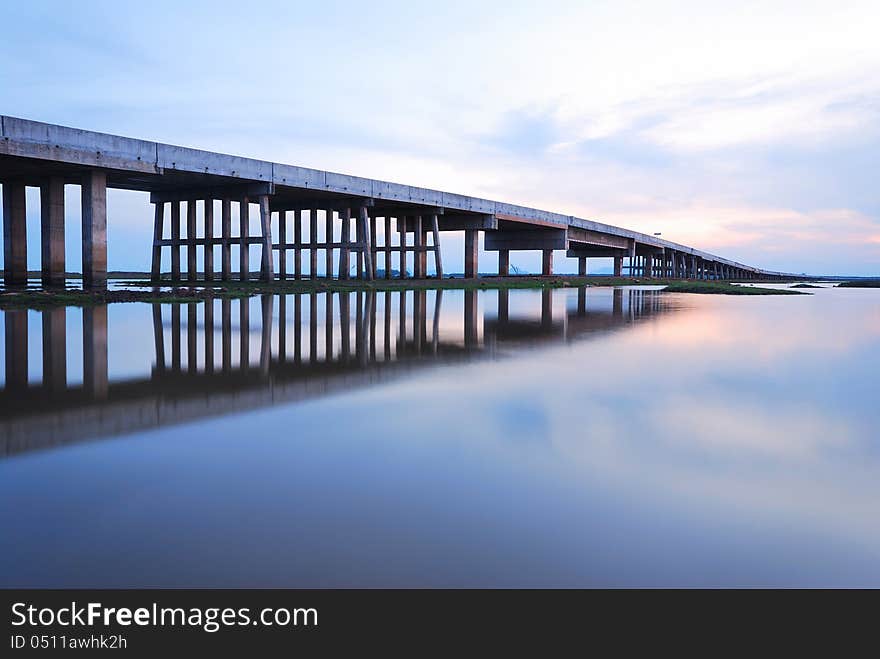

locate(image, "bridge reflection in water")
[[0, 287, 674, 458]]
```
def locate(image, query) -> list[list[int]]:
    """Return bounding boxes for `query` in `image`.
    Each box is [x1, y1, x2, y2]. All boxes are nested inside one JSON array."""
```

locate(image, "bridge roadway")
[[0, 116, 802, 286]]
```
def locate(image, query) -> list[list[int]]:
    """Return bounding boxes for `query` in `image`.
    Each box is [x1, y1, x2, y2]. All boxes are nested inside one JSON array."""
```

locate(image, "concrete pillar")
[[397, 216, 407, 279], [40, 177, 66, 286], [613, 256, 622, 277], [239, 198, 250, 281], [151, 202, 164, 281], [294, 208, 303, 280], [413, 215, 424, 278], [2, 181, 28, 286], [221, 199, 232, 281], [171, 201, 181, 280], [498, 249, 510, 276], [384, 215, 393, 279], [42, 307, 67, 392], [81, 171, 108, 288], [204, 199, 214, 281], [578, 257, 587, 276], [339, 208, 350, 280], [4, 310, 28, 391], [355, 214, 364, 280], [327, 210, 335, 279], [83, 305, 108, 398], [359, 205, 374, 281], [187, 199, 197, 281], [690, 255, 697, 279], [542, 249, 553, 276], [278, 210, 287, 279], [464, 229, 478, 278], [259, 195, 274, 281], [310, 208, 319, 278], [431, 214, 443, 278]]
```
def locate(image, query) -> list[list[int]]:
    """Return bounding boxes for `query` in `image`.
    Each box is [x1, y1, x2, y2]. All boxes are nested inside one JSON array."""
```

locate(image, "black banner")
[[0, 589, 872, 654]]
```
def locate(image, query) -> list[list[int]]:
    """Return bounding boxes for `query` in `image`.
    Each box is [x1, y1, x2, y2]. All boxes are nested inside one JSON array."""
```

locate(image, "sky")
[[1, 0, 878, 275]]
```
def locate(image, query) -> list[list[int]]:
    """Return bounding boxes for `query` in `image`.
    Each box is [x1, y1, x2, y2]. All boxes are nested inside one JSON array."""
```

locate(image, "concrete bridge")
[[1, 287, 673, 457], [0, 116, 802, 287]]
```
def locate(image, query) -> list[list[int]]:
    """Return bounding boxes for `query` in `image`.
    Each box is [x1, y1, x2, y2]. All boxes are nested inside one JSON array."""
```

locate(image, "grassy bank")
[[837, 280, 880, 288], [662, 281, 805, 295], [0, 276, 803, 309]]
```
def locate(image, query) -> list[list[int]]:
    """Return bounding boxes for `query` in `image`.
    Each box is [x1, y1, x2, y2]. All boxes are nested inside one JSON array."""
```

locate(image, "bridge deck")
[[0, 115, 796, 277]]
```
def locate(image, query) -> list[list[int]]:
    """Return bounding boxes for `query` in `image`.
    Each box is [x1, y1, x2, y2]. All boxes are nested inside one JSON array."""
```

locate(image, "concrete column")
[[613, 256, 622, 277], [413, 215, 423, 278], [464, 229, 478, 278], [40, 177, 66, 286], [384, 215, 393, 279], [81, 171, 108, 288], [359, 205, 374, 281], [151, 202, 164, 281], [369, 214, 378, 279], [204, 199, 214, 281], [690, 255, 697, 279], [310, 208, 319, 278], [221, 199, 232, 281], [498, 249, 510, 276], [83, 305, 108, 398], [2, 181, 27, 286], [187, 199, 197, 281], [578, 257, 586, 276], [239, 198, 250, 281], [259, 195, 274, 281], [339, 208, 350, 280], [278, 210, 287, 279], [327, 210, 335, 279], [398, 216, 407, 279], [42, 307, 67, 392], [355, 213, 364, 279], [293, 208, 303, 279], [431, 214, 443, 278], [542, 249, 554, 276], [171, 201, 182, 280]]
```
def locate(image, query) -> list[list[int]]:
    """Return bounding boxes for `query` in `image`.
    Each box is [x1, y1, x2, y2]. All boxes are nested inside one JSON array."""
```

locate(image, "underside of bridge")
[[0, 116, 799, 287]]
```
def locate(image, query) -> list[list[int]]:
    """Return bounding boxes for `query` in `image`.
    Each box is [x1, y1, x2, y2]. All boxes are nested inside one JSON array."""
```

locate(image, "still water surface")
[[1, 285, 878, 586]]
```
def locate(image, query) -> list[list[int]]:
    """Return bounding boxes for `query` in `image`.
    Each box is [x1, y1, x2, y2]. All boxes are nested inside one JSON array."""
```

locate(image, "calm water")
[[1, 284, 878, 587]]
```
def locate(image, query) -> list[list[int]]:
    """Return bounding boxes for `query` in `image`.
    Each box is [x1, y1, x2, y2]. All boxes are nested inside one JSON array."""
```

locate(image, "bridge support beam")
[[578, 256, 587, 276], [613, 256, 622, 277], [2, 181, 28, 286]]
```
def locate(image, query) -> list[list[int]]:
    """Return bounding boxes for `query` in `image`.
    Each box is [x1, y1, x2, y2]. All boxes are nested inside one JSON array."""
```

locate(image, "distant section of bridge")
[[0, 116, 803, 287]]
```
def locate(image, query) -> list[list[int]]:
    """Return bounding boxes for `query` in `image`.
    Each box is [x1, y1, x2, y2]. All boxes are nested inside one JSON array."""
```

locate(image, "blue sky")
[[1, 0, 878, 275]]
